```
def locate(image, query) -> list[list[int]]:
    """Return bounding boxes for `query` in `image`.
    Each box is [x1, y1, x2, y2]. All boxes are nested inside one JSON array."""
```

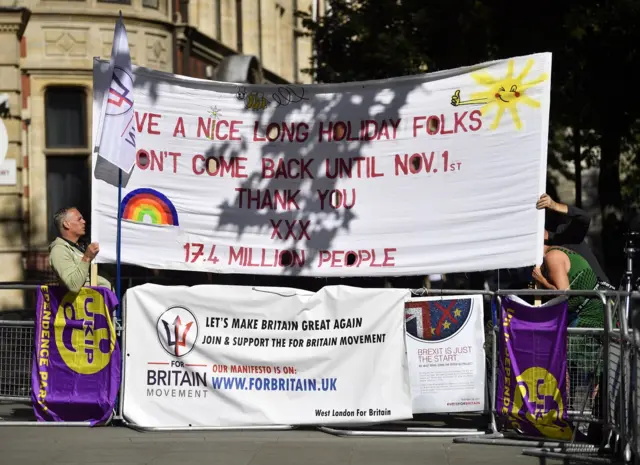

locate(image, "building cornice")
[[28, 9, 173, 30], [0, 24, 19, 33], [262, 68, 289, 85], [190, 40, 224, 65], [180, 24, 235, 60], [0, 7, 31, 39], [20, 68, 94, 77]]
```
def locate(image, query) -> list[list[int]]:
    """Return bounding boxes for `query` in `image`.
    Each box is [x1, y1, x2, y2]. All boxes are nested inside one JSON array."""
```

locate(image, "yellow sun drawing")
[[470, 59, 548, 130]]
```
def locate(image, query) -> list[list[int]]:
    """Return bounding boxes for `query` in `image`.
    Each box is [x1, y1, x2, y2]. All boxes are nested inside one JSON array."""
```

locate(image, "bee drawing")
[[245, 92, 269, 111]]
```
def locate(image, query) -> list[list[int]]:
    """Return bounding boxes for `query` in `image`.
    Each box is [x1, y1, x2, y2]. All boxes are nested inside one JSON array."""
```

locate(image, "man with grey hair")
[[49, 207, 112, 293]]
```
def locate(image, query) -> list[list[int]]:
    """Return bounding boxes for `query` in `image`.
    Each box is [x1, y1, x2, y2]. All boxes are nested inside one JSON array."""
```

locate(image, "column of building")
[[0, 7, 30, 312]]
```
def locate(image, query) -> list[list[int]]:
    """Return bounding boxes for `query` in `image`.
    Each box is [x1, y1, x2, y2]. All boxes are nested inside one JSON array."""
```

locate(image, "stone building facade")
[[0, 0, 323, 311]]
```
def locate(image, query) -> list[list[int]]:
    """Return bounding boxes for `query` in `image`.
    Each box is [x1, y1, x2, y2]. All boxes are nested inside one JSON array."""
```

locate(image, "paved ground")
[[0, 402, 544, 465], [0, 427, 544, 465]]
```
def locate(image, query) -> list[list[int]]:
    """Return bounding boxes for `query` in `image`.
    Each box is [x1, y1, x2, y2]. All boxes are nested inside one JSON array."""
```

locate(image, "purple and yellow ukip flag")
[[497, 295, 573, 440], [31, 286, 121, 425]]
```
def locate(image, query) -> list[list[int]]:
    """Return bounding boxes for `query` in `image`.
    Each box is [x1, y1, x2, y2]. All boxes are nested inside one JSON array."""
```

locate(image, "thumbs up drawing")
[[451, 90, 462, 106]]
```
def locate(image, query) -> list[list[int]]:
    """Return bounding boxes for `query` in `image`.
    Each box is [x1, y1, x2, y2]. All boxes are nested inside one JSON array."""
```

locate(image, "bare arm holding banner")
[[537, 193, 591, 245]]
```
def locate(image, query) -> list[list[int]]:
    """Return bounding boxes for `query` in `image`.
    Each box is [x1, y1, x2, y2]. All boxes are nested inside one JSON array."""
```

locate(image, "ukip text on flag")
[[497, 295, 573, 440], [31, 286, 121, 425]]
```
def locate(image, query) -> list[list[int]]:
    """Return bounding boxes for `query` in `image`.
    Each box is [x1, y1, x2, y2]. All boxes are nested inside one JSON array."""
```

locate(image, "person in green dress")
[[532, 230, 605, 443]]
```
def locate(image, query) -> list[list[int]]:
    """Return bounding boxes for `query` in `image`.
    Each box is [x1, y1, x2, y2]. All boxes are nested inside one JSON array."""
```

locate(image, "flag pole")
[[90, 264, 98, 286], [115, 9, 124, 321], [95, 10, 134, 320], [116, 168, 123, 320]]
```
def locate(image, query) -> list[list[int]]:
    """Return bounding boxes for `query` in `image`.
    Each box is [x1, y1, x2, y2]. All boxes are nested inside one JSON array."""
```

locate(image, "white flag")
[[97, 14, 136, 173]]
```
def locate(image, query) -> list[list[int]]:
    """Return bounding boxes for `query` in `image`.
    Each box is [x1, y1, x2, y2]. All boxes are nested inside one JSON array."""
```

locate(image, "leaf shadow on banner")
[[212, 84, 414, 277], [127, 67, 417, 279]]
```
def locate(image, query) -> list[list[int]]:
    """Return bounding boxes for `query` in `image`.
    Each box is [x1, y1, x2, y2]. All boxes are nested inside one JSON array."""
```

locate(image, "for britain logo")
[[156, 306, 199, 357], [106, 66, 134, 116]]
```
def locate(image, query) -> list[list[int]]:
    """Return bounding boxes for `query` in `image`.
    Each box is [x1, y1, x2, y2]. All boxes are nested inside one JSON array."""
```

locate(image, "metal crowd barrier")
[[316, 288, 624, 441], [0, 319, 34, 403], [443, 288, 640, 465], [2, 282, 639, 458], [1, 283, 40, 425]]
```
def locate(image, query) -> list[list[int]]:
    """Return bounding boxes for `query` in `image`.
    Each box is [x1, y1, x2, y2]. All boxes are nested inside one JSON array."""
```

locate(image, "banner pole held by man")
[[95, 11, 137, 315]]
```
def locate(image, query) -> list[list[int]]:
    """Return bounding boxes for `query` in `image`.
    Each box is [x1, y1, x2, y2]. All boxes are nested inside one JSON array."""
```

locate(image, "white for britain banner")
[[91, 53, 551, 277], [122, 284, 413, 427]]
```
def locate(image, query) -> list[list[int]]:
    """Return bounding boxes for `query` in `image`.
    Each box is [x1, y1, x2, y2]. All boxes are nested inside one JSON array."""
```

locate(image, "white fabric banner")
[[405, 295, 486, 413], [122, 284, 413, 427], [92, 53, 551, 276]]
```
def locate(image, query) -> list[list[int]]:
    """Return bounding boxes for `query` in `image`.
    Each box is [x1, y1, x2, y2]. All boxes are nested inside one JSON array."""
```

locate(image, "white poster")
[[405, 295, 486, 413], [122, 284, 413, 427], [91, 53, 551, 277]]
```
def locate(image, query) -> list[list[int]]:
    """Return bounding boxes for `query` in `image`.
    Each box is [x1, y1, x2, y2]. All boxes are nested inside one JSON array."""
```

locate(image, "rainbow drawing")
[[120, 188, 179, 226]]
